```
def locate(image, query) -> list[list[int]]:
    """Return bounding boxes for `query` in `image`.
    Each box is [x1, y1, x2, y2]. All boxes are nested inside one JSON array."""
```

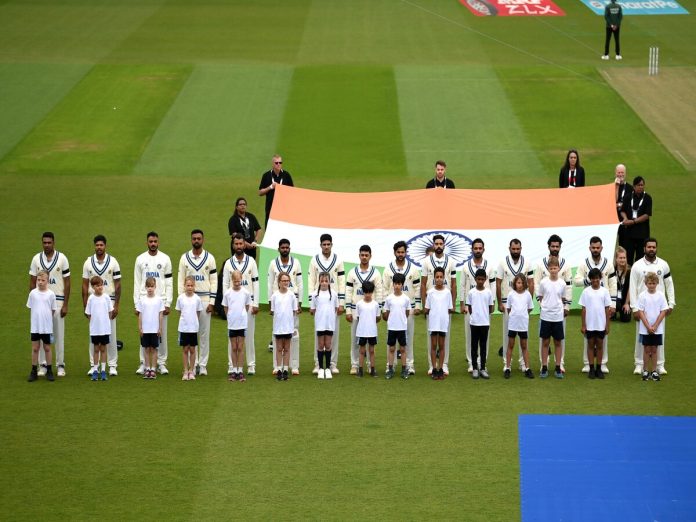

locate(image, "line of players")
[[27, 229, 675, 380]]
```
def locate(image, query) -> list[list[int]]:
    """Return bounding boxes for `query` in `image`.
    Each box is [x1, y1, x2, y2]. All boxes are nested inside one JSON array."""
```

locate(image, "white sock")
[[100, 362, 106, 371]]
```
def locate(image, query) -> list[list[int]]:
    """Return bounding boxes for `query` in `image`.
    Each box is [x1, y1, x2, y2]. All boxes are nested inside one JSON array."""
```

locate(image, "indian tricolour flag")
[[258, 184, 618, 305]]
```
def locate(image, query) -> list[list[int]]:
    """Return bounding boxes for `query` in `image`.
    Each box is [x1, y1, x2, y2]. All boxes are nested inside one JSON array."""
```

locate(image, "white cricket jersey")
[[637, 290, 669, 335], [346, 265, 384, 313], [537, 278, 567, 322], [506, 290, 534, 332], [136, 295, 164, 333], [29, 251, 70, 301], [82, 254, 121, 300], [382, 260, 421, 310], [222, 254, 259, 306], [178, 250, 217, 305], [270, 291, 298, 335], [133, 251, 173, 307], [268, 256, 303, 301], [311, 289, 338, 332], [574, 256, 617, 306], [27, 288, 57, 334], [629, 257, 676, 311], [496, 255, 533, 304], [421, 254, 457, 291], [578, 286, 611, 331], [355, 299, 380, 338], [426, 287, 452, 332], [466, 287, 495, 326], [460, 258, 496, 303], [176, 293, 203, 333], [534, 256, 572, 307], [308, 253, 346, 306], [222, 288, 251, 330], [85, 293, 113, 335], [384, 293, 410, 331]]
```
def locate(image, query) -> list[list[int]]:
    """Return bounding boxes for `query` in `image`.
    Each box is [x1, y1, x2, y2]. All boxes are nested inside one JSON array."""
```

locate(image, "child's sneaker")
[[143, 370, 150, 380], [642, 371, 649, 381], [45, 367, 55, 381], [472, 369, 479, 379], [238, 372, 246, 382], [318, 368, 325, 379], [27, 369, 38, 382], [276, 370, 283, 381], [480, 369, 490, 380], [554, 369, 564, 379], [540, 368, 549, 379], [324, 369, 332, 380], [182, 372, 189, 381], [401, 368, 409, 380], [358, 367, 364, 378], [370, 368, 377, 378], [588, 368, 595, 379], [439, 368, 446, 380], [651, 371, 660, 382], [91, 370, 98, 381], [385, 369, 394, 380], [525, 369, 535, 379], [595, 368, 605, 380], [100, 370, 107, 381], [188, 371, 196, 381], [282, 370, 289, 381], [504, 368, 511, 379]]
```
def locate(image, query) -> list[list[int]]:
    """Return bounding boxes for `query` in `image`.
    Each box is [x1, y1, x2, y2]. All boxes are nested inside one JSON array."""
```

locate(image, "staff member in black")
[[620, 176, 651, 265], [227, 197, 262, 259], [426, 160, 455, 189], [258, 154, 294, 228], [558, 149, 585, 188]]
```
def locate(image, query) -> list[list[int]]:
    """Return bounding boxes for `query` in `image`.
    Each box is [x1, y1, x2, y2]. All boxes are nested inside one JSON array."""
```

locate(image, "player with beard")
[[629, 238, 675, 375], [222, 234, 260, 375], [382, 241, 421, 374], [574, 236, 617, 373], [496, 239, 534, 372], [533, 235, 572, 372], [420, 235, 457, 376], [267, 239, 303, 375], [459, 238, 496, 373]]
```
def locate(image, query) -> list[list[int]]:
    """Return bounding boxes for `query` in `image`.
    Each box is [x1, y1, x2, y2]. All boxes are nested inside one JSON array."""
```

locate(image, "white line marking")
[[674, 150, 689, 164]]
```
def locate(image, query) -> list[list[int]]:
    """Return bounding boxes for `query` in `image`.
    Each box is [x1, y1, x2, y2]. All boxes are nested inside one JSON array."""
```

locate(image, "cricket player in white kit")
[[345, 245, 384, 374], [382, 240, 421, 374], [573, 236, 617, 373], [222, 233, 260, 375], [629, 238, 675, 375], [178, 229, 216, 376], [308, 233, 345, 374], [134, 231, 173, 374], [29, 232, 70, 377], [420, 234, 457, 376], [82, 235, 121, 376], [533, 235, 572, 372], [268, 239, 303, 375], [496, 239, 535, 372], [459, 238, 496, 373]]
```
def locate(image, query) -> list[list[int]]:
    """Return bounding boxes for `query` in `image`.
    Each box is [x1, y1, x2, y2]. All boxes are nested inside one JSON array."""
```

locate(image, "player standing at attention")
[[574, 236, 617, 373], [29, 232, 70, 378], [267, 239, 303, 375], [136, 277, 164, 380], [355, 281, 380, 378], [537, 257, 567, 379], [222, 233, 260, 376], [425, 267, 453, 380], [176, 276, 204, 381], [505, 274, 535, 379], [82, 235, 121, 377], [26, 270, 57, 382], [85, 276, 114, 381], [460, 238, 496, 373], [383, 273, 411, 380], [534, 235, 572, 372], [466, 269, 495, 379], [310, 272, 338, 380], [222, 271, 251, 382], [346, 245, 384, 374], [420, 234, 457, 376], [496, 239, 534, 372], [270, 273, 299, 381], [134, 232, 172, 375], [177, 229, 216, 376], [308, 234, 345, 374], [382, 241, 421, 375], [637, 272, 669, 381], [629, 238, 675, 376], [579, 269, 612, 380]]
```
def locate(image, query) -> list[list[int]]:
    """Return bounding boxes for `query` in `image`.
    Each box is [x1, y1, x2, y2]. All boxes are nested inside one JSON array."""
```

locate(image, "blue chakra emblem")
[[405, 231, 473, 269]]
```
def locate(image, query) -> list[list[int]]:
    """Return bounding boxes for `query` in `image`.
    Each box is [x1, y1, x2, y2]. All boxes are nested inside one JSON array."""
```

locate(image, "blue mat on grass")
[[519, 415, 696, 522]]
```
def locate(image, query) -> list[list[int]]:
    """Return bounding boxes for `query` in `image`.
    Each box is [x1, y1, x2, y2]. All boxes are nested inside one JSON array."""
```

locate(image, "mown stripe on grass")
[[276, 65, 408, 188], [0, 64, 192, 175], [135, 64, 294, 177], [0, 63, 90, 160], [395, 65, 546, 187]]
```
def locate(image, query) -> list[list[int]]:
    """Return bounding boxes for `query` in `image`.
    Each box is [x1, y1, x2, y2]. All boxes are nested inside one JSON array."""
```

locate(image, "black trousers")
[[470, 325, 489, 370], [604, 26, 621, 55]]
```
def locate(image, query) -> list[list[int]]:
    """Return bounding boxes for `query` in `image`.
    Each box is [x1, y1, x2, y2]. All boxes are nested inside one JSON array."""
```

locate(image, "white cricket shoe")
[[601, 364, 609, 374], [37, 365, 47, 377], [292, 368, 300, 376], [657, 366, 667, 375], [615, 55, 622, 60], [247, 366, 255, 376], [467, 365, 473, 373], [330, 364, 339, 374], [136, 364, 145, 375], [158, 364, 169, 375], [109, 367, 118, 376], [324, 369, 333, 380], [633, 364, 643, 375], [312, 364, 319, 375], [601, 55, 610, 60], [442, 364, 449, 376], [318, 368, 325, 379], [57, 366, 66, 377], [582, 364, 590, 373], [198, 366, 207, 376], [350, 366, 358, 375]]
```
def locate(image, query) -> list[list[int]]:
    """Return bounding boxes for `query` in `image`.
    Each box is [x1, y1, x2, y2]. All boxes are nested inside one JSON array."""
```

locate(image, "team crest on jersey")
[[157, 264, 162, 269], [406, 231, 473, 269]]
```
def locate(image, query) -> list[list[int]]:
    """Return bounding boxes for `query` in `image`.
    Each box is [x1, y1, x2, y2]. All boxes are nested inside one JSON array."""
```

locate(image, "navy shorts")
[[508, 330, 528, 339], [387, 330, 407, 347], [228, 329, 246, 338], [316, 330, 334, 337], [539, 320, 564, 340], [91, 334, 110, 345], [141, 333, 160, 349], [358, 336, 377, 347], [179, 332, 198, 346], [640, 333, 663, 346], [275, 333, 292, 340], [585, 330, 606, 340], [30, 333, 52, 344], [430, 331, 447, 338]]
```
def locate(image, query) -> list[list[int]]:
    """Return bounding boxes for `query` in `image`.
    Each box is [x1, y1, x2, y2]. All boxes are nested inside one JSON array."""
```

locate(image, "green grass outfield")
[[1, 0, 695, 519]]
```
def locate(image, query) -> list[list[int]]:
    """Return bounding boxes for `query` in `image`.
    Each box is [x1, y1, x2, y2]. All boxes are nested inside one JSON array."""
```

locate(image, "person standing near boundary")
[[258, 154, 294, 229], [82, 234, 121, 377], [222, 233, 260, 376], [460, 238, 496, 373], [267, 239, 303, 375], [425, 160, 455, 189], [574, 236, 617, 374], [134, 231, 173, 375], [558, 149, 585, 188], [620, 176, 652, 265], [177, 229, 217, 376], [602, 0, 623, 61], [29, 232, 70, 378], [382, 241, 421, 375], [629, 238, 675, 376], [308, 234, 345, 374]]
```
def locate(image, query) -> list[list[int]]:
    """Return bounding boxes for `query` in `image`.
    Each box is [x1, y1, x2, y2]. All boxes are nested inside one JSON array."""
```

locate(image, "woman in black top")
[[227, 197, 262, 259], [620, 176, 652, 265], [558, 149, 585, 188], [613, 247, 632, 322]]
